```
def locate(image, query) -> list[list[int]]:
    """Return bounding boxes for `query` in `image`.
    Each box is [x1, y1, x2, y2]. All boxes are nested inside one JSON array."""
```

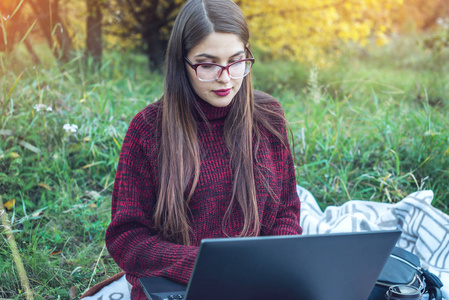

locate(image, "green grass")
[[1, 48, 164, 298], [1, 35, 449, 298], [253, 34, 449, 210]]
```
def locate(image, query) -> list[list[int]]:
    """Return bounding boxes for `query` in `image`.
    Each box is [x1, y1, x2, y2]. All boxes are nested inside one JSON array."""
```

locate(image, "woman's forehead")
[[188, 32, 245, 58]]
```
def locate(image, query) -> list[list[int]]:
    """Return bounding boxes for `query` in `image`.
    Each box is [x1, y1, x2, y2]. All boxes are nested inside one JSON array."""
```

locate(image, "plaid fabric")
[[105, 91, 302, 299]]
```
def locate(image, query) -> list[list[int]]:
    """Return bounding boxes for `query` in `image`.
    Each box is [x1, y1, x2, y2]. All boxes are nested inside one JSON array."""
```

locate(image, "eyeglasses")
[[185, 48, 255, 82]]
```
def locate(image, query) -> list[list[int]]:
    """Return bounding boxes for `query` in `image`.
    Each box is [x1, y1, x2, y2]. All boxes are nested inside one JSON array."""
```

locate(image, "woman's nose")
[[216, 69, 231, 83]]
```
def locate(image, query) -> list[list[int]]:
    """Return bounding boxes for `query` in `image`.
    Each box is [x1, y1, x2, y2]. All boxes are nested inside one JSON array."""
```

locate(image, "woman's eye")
[[231, 60, 244, 66], [230, 57, 244, 64]]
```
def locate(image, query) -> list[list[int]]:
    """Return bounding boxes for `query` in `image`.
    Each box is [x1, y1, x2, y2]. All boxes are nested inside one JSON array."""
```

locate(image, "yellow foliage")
[[391, 0, 449, 32], [240, 0, 403, 65]]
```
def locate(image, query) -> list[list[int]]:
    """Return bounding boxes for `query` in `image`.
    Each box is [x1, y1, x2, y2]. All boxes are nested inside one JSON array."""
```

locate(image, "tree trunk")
[[28, 0, 74, 62], [113, 0, 182, 70], [24, 39, 41, 65], [86, 0, 103, 68], [144, 27, 167, 70], [421, 0, 449, 31]]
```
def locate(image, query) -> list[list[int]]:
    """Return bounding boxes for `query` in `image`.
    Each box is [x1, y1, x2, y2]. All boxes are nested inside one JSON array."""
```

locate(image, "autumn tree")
[[240, 0, 403, 66], [108, 0, 184, 68], [391, 0, 449, 31], [86, 0, 103, 67], [0, 1, 40, 63], [107, 0, 405, 68], [5, 0, 448, 68], [2, 0, 103, 65], [27, 0, 74, 62]]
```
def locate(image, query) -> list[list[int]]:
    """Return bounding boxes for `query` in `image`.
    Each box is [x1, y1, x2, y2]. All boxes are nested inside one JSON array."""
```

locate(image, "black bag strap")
[[427, 286, 442, 300], [422, 268, 444, 300]]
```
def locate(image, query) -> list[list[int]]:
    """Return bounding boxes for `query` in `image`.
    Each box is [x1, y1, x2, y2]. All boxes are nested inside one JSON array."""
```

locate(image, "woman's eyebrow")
[[194, 50, 245, 59]]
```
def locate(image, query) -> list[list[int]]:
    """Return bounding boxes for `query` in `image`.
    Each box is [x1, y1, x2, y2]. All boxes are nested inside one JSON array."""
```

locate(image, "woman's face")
[[186, 32, 246, 107]]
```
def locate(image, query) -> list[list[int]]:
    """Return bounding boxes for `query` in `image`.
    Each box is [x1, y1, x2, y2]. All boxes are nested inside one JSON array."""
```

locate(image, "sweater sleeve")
[[105, 112, 198, 286]]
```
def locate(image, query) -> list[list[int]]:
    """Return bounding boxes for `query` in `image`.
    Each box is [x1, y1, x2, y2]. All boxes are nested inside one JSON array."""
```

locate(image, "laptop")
[[139, 230, 401, 300]]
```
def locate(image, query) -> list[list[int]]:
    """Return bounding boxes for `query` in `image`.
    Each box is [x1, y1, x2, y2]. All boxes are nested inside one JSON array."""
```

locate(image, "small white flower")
[[34, 104, 53, 112], [63, 123, 79, 133], [437, 17, 449, 29], [34, 104, 46, 112]]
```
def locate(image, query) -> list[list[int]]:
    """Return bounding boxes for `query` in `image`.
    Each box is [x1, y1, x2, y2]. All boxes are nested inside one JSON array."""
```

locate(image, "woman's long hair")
[[154, 0, 288, 245]]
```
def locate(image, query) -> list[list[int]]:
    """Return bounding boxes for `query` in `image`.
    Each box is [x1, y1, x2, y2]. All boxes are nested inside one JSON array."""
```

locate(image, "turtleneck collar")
[[195, 96, 234, 121]]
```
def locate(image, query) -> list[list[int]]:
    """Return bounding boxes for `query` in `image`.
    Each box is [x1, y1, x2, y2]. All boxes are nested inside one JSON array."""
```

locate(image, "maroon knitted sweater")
[[105, 91, 302, 299]]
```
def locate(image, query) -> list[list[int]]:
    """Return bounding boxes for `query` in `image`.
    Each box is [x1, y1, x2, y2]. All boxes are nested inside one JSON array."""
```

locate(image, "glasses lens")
[[196, 65, 222, 81], [229, 60, 252, 79]]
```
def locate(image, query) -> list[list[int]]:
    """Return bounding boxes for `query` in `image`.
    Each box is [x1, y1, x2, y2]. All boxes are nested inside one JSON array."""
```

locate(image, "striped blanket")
[[298, 186, 449, 299]]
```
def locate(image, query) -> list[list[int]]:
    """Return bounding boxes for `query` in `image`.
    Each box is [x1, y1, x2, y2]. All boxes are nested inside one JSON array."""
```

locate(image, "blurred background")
[[1, 0, 449, 298], [1, 0, 449, 68]]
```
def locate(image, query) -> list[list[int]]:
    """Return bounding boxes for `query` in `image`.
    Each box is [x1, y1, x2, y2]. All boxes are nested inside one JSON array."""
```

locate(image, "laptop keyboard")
[[166, 295, 184, 300]]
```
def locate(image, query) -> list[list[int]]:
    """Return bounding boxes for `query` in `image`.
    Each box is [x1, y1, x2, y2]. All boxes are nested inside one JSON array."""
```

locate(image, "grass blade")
[[12, 20, 37, 54], [9, 0, 25, 20], [1, 18, 7, 47], [7, 72, 23, 98], [1, 196, 34, 300]]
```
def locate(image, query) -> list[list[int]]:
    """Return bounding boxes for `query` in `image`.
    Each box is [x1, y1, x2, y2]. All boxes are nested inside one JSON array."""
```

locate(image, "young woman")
[[105, 0, 302, 298]]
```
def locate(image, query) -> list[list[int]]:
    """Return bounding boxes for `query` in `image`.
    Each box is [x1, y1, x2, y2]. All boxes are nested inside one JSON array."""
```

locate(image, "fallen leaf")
[[31, 210, 43, 218], [38, 183, 52, 191], [63, 204, 83, 213], [81, 163, 95, 169], [9, 152, 20, 159], [4, 199, 15, 211], [85, 190, 101, 200], [69, 286, 77, 299], [50, 250, 62, 256], [0, 129, 13, 136], [19, 141, 40, 153], [88, 203, 97, 209]]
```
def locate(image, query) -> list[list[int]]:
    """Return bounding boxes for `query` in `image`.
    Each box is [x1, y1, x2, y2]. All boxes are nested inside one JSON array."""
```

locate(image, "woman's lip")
[[213, 88, 231, 97]]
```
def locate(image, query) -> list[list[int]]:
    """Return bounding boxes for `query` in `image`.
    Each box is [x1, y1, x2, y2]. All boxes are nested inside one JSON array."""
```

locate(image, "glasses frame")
[[185, 48, 255, 82]]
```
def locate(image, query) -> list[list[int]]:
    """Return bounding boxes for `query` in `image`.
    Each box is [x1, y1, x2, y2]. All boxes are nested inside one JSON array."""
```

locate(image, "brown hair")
[[154, 0, 288, 245]]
